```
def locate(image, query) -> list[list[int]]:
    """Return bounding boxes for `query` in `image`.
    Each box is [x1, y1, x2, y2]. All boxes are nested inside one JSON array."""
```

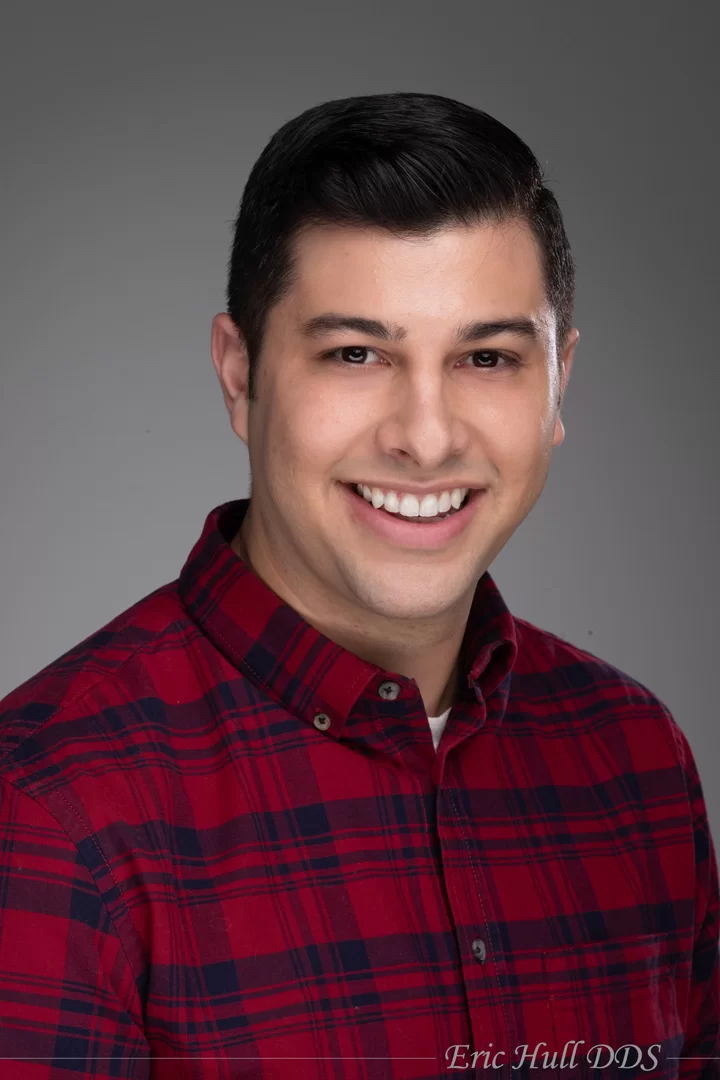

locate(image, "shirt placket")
[[433, 715, 518, 1065]]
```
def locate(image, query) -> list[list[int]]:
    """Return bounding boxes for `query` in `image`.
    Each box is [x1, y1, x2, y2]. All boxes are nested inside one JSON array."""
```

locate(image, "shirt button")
[[378, 680, 401, 701], [471, 937, 486, 964], [313, 713, 331, 731]]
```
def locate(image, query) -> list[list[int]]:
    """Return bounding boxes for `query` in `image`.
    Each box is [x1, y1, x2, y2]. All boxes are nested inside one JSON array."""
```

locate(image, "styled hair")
[[226, 92, 575, 402]]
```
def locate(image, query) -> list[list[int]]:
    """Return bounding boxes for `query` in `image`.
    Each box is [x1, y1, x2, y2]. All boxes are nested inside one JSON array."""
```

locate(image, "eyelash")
[[319, 346, 522, 371]]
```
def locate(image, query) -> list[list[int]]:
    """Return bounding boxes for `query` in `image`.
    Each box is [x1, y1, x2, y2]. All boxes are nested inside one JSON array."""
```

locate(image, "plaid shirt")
[[0, 498, 717, 1079]]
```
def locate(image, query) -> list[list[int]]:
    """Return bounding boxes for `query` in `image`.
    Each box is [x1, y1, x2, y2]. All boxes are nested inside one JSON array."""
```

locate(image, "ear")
[[211, 312, 251, 446], [552, 327, 579, 448]]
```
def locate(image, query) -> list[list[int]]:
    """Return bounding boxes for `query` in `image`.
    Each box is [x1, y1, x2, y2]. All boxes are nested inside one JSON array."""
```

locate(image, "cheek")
[[266, 383, 356, 476], [484, 406, 551, 474]]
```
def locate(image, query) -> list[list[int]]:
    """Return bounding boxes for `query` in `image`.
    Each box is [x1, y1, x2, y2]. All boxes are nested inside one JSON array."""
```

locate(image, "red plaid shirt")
[[0, 498, 717, 1079]]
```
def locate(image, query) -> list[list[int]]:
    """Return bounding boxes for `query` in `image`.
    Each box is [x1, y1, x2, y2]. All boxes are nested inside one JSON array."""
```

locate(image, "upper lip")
[[344, 481, 482, 495]]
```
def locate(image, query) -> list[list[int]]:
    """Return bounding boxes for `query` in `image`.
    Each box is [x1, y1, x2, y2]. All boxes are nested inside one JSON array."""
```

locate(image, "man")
[[0, 92, 716, 1079]]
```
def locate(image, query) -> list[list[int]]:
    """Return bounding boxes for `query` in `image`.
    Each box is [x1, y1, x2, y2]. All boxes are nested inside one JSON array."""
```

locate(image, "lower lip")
[[340, 483, 484, 549]]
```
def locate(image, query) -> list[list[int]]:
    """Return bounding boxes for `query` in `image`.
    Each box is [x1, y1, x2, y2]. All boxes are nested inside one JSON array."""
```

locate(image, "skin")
[[211, 220, 579, 718]]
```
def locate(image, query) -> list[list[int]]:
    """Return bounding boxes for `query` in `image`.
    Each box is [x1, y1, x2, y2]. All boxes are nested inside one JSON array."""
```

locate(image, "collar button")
[[312, 713, 331, 731], [378, 680, 401, 701]]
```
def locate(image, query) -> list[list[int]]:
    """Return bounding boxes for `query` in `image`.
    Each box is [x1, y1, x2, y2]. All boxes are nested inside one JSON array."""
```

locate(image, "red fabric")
[[0, 498, 717, 1078]]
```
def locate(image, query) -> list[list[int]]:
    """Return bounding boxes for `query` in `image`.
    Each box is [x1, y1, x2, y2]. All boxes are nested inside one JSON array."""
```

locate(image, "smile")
[[339, 481, 485, 550]]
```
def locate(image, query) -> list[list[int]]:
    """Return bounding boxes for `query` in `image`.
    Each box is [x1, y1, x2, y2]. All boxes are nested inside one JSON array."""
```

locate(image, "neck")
[[429, 662, 460, 717]]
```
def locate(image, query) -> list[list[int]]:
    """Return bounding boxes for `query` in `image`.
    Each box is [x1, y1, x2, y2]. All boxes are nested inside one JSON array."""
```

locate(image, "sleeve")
[[0, 775, 151, 1079], [669, 721, 720, 1079]]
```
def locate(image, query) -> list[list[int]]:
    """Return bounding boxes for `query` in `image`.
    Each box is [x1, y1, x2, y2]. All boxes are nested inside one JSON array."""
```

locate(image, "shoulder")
[[511, 614, 668, 707], [0, 580, 190, 778], [509, 614, 686, 761]]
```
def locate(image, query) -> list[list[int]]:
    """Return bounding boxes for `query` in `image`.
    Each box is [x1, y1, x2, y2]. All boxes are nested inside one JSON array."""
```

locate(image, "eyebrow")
[[298, 312, 543, 346]]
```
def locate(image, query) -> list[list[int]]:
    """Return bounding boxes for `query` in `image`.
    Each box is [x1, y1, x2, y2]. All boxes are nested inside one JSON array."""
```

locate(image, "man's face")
[[212, 220, 578, 630]]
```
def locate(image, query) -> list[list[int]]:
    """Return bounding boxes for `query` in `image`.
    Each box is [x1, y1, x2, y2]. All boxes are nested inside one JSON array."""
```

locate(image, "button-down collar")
[[178, 499, 518, 750]]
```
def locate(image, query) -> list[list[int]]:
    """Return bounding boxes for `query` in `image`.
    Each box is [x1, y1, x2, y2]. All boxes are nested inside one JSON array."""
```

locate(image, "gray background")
[[1, 2, 718, 832]]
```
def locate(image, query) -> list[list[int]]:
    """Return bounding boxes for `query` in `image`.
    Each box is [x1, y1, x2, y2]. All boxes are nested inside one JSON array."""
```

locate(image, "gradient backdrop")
[[1, 3, 718, 840]]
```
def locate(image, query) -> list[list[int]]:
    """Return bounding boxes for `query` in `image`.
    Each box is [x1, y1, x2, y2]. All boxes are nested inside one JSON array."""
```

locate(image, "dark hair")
[[226, 92, 575, 402]]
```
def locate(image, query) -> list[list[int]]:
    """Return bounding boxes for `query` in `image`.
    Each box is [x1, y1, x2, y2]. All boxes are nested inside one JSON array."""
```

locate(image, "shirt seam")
[[0, 773, 146, 1028], [657, 701, 688, 775]]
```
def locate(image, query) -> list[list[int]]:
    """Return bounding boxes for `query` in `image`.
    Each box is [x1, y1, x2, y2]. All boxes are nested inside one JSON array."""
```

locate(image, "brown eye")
[[341, 347, 370, 363], [466, 351, 519, 370], [322, 346, 380, 365]]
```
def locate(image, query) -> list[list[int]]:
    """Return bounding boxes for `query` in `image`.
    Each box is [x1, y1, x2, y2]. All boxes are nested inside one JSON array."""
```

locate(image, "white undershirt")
[[427, 706, 452, 750]]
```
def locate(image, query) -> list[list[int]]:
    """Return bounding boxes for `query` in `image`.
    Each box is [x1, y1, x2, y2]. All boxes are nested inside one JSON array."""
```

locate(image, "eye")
[[323, 346, 379, 365], [464, 350, 519, 370]]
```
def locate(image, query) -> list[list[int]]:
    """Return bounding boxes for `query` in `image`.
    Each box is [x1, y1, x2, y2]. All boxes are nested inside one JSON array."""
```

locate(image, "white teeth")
[[354, 484, 470, 519], [399, 494, 420, 517]]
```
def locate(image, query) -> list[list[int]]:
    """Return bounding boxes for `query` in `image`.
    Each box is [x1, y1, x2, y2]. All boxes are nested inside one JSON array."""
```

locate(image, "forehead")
[[283, 220, 549, 324]]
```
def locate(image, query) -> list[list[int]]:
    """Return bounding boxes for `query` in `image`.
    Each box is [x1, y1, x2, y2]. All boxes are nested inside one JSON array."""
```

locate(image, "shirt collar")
[[178, 499, 518, 738]]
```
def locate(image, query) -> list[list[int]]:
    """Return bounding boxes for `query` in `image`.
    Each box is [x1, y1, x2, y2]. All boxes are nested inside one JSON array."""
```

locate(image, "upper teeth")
[[354, 484, 469, 518]]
